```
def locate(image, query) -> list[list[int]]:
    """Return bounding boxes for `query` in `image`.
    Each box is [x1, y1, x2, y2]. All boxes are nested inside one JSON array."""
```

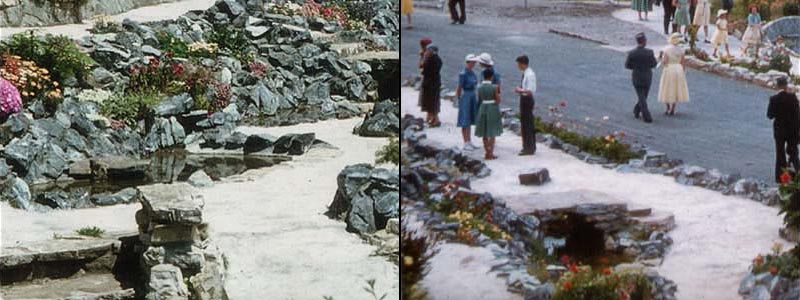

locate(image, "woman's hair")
[[482, 68, 494, 80]]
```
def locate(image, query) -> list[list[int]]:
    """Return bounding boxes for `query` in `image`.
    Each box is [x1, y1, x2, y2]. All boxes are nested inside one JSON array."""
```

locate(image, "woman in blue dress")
[[456, 54, 480, 151]]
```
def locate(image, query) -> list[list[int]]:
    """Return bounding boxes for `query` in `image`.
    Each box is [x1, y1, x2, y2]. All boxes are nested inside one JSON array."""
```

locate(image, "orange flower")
[[780, 172, 792, 184], [563, 281, 573, 290], [602, 267, 612, 275], [769, 266, 778, 275]]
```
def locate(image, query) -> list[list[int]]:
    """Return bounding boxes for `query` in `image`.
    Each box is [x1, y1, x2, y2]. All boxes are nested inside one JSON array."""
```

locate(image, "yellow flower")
[[403, 256, 414, 266]]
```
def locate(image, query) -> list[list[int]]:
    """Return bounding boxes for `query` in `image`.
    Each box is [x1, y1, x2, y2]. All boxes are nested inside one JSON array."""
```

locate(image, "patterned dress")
[[475, 81, 502, 138], [673, 0, 690, 26], [632, 0, 652, 12], [0, 78, 22, 118]]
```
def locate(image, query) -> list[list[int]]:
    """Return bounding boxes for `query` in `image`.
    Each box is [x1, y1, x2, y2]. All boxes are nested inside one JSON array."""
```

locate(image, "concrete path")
[[402, 86, 790, 300], [402, 8, 781, 183], [0, 0, 216, 40]]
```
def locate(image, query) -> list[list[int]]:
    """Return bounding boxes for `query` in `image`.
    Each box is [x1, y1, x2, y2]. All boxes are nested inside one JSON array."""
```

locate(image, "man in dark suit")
[[625, 33, 658, 123], [767, 77, 800, 183], [449, 0, 466, 24], [655, 0, 677, 35]]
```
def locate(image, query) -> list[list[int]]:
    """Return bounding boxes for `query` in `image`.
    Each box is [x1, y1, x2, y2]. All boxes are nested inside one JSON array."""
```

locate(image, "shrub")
[[0, 31, 94, 84], [76, 88, 113, 104], [89, 15, 123, 34], [401, 223, 435, 300], [769, 52, 792, 73], [210, 81, 231, 113], [750, 243, 800, 279], [101, 91, 162, 127], [128, 57, 180, 94], [375, 137, 399, 165], [206, 25, 253, 63], [265, 2, 302, 16], [553, 265, 652, 300], [156, 31, 190, 58], [75, 226, 105, 237], [187, 42, 219, 59], [534, 117, 639, 163]]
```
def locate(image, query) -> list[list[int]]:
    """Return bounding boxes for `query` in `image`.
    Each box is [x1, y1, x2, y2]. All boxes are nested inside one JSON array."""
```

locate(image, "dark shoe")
[[643, 119, 653, 123], [518, 149, 535, 156], [634, 113, 640, 119], [451, 20, 458, 24]]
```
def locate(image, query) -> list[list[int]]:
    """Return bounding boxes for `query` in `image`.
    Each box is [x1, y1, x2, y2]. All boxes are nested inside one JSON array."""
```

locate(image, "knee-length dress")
[[711, 18, 729, 47], [475, 81, 502, 138], [692, 0, 710, 26], [420, 54, 442, 114], [632, 0, 652, 12], [742, 13, 762, 46], [673, 0, 690, 26], [658, 45, 690, 104], [456, 68, 479, 128]]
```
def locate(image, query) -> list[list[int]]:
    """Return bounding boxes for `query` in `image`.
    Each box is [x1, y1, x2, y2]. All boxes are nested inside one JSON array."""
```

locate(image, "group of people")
[[400, 0, 468, 29], [418, 38, 538, 160], [637, 0, 765, 58]]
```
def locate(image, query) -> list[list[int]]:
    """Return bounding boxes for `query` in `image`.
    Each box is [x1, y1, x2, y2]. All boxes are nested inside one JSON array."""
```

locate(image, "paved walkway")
[[0, 0, 216, 40], [402, 8, 782, 183], [402, 86, 790, 300]]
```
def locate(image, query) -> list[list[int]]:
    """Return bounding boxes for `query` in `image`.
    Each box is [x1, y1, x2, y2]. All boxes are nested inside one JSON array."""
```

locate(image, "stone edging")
[[547, 28, 610, 46], [684, 55, 799, 92]]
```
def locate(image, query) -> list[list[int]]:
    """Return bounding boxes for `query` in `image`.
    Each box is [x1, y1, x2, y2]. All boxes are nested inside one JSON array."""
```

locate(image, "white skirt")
[[658, 64, 690, 104], [742, 25, 762, 45], [692, 2, 710, 26]]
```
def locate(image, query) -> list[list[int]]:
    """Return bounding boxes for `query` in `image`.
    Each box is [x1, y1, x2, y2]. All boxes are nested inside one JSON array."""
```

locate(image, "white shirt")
[[521, 67, 537, 96]]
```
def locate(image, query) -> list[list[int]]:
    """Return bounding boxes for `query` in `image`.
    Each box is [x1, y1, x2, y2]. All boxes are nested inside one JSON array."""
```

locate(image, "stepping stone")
[[631, 210, 675, 231], [138, 183, 204, 225], [627, 205, 652, 217], [519, 168, 550, 186]]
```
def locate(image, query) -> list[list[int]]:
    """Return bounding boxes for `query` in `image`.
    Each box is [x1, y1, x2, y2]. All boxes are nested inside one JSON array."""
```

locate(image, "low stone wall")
[[684, 55, 799, 91], [0, 0, 185, 27]]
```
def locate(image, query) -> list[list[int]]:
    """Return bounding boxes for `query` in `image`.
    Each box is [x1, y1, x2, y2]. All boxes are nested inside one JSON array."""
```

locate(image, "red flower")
[[781, 172, 792, 184], [754, 255, 764, 266], [620, 291, 629, 300], [171, 63, 184, 76], [602, 267, 612, 275], [769, 266, 778, 275], [562, 281, 572, 290], [560, 255, 570, 265], [559, 101, 567, 107], [569, 263, 579, 273], [600, 256, 610, 265]]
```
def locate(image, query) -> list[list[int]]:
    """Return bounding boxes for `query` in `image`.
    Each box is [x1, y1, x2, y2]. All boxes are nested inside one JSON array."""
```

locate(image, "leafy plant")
[[210, 81, 231, 113], [363, 279, 387, 300], [101, 91, 162, 127], [534, 117, 639, 163], [375, 137, 399, 165], [750, 243, 800, 278], [76, 88, 113, 104], [401, 223, 434, 300], [0, 31, 94, 84], [76, 226, 105, 237], [206, 25, 253, 63], [89, 15, 123, 34], [769, 52, 792, 74], [156, 31, 190, 58], [187, 42, 219, 59], [553, 265, 652, 300], [0, 55, 62, 110]]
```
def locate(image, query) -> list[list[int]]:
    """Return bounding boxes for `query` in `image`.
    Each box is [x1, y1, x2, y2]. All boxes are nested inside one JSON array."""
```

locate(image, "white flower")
[[585, 117, 591, 122], [77, 89, 113, 104], [602, 116, 609, 121]]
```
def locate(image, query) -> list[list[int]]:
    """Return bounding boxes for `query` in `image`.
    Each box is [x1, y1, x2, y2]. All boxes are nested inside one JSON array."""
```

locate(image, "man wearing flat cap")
[[625, 32, 658, 123]]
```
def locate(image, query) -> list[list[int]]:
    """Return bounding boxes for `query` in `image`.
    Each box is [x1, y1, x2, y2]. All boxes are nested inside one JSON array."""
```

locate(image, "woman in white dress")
[[741, 5, 763, 57], [692, 0, 711, 43], [658, 33, 690, 115]]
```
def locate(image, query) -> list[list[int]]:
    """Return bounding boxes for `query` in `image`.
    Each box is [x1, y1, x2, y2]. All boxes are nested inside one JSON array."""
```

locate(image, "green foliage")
[[785, 2, 800, 15], [101, 91, 162, 127], [75, 226, 105, 237], [363, 279, 387, 300], [553, 267, 652, 300], [156, 31, 190, 58], [769, 53, 793, 74], [401, 224, 434, 300], [375, 137, 399, 165], [205, 25, 253, 63], [688, 25, 698, 50], [0, 31, 94, 83], [751, 246, 800, 279], [534, 118, 640, 163], [89, 15, 123, 34]]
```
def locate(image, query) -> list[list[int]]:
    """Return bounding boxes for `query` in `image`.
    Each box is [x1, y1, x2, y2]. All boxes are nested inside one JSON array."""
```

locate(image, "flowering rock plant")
[[553, 255, 653, 300], [0, 55, 62, 107]]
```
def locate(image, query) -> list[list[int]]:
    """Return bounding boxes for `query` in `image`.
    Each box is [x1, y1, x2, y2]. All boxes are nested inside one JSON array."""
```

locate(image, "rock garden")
[[0, 0, 400, 299]]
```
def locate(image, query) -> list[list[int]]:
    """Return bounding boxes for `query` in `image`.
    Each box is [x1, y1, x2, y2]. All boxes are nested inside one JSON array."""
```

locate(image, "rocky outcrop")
[[327, 164, 399, 234], [0, 0, 184, 27], [354, 99, 399, 137]]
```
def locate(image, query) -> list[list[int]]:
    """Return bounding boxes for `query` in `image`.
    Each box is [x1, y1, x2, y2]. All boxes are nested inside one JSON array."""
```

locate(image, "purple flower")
[[0, 77, 22, 115]]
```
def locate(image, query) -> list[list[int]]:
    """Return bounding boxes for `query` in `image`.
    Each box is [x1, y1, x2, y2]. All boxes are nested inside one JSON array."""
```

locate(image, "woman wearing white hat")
[[658, 33, 690, 115], [456, 54, 480, 150], [711, 9, 731, 58]]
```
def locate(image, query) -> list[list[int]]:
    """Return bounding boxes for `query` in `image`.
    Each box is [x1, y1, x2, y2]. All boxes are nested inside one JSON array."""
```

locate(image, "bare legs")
[[405, 14, 413, 29], [483, 137, 497, 160], [426, 113, 440, 127], [701, 25, 709, 42], [664, 104, 677, 115], [461, 127, 471, 144]]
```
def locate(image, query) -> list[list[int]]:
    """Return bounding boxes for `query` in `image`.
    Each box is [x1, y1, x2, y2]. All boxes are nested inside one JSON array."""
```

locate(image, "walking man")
[[514, 55, 537, 156], [449, 0, 466, 24], [656, 0, 677, 35], [767, 77, 800, 183], [625, 32, 658, 123]]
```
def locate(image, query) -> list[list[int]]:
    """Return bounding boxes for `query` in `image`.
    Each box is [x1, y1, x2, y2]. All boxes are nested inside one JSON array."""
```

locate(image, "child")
[[475, 68, 502, 160], [711, 10, 731, 58], [741, 5, 762, 57]]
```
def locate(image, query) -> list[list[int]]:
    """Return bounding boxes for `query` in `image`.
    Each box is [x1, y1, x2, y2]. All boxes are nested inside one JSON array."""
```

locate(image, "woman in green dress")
[[673, 0, 690, 37], [632, 0, 652, 20], [475, 68, 503, 160]]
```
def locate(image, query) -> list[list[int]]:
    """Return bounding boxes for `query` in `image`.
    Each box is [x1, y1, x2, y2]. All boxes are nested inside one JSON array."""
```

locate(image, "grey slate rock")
[[519, 168, 550, 186]]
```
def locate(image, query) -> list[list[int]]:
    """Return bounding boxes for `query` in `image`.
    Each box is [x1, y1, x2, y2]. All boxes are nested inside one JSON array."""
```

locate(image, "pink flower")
[[0, 78, 22, 115]]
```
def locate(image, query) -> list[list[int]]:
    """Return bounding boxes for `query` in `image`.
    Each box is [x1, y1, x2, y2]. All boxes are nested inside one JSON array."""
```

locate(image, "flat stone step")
[[346, 51, 399, 61], [631, 210, 676, 232], [504, 189, 628, 213], [330, 43, 366, 57], [1, 238, 120, 269], [626, 205, 652, 217]]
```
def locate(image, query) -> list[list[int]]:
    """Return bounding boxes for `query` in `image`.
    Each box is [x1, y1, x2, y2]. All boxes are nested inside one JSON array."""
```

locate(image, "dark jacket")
[[767, 90, 800, 135], [625, 46, 658, 87], [422, 54, 442, 88]]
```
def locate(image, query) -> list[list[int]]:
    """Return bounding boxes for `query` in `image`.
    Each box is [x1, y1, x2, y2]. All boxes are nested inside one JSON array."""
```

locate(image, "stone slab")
[[0, 238, 119, 269], [149, 224, 200, 245], [138, 183, 204, 225], [504, 189, 628, 214]]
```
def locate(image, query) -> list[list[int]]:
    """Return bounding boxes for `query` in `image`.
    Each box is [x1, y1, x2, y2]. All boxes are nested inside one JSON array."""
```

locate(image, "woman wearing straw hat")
[[711, 9, 731, 58], [658, 33, 690, 115], [456, 54, 480, 150]]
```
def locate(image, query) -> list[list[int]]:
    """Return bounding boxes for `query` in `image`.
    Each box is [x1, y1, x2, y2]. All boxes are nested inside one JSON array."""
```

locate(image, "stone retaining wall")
[[0, 0, 184, 27]]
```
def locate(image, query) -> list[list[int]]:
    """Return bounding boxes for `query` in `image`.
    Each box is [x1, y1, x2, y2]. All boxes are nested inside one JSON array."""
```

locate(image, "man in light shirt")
[[514, 55, 537, 156]]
